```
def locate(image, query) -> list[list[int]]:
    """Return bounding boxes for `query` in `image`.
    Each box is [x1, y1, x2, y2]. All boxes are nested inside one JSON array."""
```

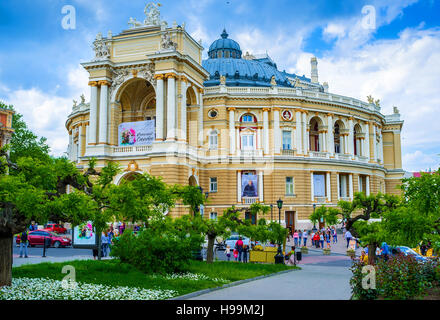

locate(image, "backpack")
[[21, 232, 28, 243]]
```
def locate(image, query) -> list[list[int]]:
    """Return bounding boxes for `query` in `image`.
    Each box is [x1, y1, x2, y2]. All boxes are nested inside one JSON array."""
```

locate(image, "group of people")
[[225, 237, 250, 263], [288, 226, 339, 249]]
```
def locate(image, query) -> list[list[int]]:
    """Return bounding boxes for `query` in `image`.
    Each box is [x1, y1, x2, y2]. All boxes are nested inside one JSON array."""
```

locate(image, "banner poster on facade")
[[118, 120, 155, 146], [242, 174, 258, 197], [72, 221, 96, 247], [313, 174, 326, 197]]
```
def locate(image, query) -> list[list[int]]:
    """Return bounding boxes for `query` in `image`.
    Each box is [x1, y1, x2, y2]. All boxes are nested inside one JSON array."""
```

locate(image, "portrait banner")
[[242, 174, 258, 198]]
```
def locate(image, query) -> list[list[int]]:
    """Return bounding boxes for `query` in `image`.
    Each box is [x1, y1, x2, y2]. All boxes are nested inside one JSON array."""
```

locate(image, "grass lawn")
[[10, 259, 298, 299]]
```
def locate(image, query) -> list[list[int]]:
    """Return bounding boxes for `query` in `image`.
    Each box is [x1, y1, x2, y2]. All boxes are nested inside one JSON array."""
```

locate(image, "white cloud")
[[0, 66, 89, 157], [403, 150, 440, 172]]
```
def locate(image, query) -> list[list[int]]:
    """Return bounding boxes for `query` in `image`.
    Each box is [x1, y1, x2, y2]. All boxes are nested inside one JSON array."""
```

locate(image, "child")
[[233, 248, 238, 261], [225, 245, 231, 261], [326, 231, 331, 248], [243, 245, 249, 263]]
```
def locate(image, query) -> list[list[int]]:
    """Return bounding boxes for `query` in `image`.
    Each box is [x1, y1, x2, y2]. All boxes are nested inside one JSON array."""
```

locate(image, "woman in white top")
[[302, 230, 308, 247]]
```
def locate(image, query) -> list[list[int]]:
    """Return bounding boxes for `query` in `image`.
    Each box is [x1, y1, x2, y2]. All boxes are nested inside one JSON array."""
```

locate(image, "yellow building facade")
[[65, 5, 404, 229]]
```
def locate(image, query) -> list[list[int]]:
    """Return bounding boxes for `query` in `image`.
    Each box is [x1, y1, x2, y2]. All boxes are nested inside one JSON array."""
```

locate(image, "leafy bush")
[[351, 254, 436, 300], [110, 227, 202, 274], [349, 259, 379, 300]]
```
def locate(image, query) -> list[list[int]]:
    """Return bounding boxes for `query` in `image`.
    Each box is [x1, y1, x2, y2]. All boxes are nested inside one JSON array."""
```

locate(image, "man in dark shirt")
[[242, 180, 257, 197]]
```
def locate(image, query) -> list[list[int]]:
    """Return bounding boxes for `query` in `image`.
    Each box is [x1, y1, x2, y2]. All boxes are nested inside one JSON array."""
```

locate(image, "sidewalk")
[[13, 255, 113, 267]]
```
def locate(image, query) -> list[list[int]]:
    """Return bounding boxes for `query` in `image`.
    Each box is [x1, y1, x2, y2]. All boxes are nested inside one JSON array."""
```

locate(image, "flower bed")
[[149, 272, 229, 283], [0, 277, 177, 300]]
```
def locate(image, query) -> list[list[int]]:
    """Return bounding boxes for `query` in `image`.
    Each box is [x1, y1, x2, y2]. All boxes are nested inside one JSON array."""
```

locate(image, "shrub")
[[350, 254, 434, 300], [110, 228, 201, 274], [349, 259, 378, 300]]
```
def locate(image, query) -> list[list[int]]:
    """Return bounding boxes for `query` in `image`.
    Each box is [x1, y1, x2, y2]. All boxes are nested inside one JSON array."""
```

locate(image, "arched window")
[[241, 114, 256, 123], [309, 118, 320, 152], [334, 123, 341, 154], [354, 124, 362, 156]]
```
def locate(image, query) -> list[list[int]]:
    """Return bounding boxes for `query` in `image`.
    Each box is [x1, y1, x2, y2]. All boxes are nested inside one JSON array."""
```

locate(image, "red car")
[[43, 223, 67, 234], [16, 230, 71, 248]]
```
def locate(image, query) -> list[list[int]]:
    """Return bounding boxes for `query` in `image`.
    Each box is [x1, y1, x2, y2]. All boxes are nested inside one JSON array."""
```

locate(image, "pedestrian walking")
[[332, 227, 338, 244], [235, 237, 244, 262], [381, 242, 390, 261], [313, 232, 320, 248], [225, 245, 231, 261], [243, 245, 249, 263], [320, 232, 324, 249], [311, 231, 315, 247], [345, 229, 352, 248], [293, 230, 299, 247], [302, 230, 308, 247], [101, 231, 109, 257], [298, 230, 302, 246], [326, 231, 331, 248], [233, 248, 238, 261], [19, 230, 29, 258]]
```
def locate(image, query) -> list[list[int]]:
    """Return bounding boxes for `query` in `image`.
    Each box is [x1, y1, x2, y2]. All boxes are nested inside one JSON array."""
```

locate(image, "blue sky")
[[0, 0, 439, 171]]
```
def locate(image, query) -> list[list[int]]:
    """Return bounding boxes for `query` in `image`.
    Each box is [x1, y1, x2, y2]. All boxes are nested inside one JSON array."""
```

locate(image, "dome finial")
[[221, 29, 228, 39]]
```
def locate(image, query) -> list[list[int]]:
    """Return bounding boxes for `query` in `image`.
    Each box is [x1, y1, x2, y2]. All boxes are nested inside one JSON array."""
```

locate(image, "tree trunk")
[[0, 235, 13, 287], [97, 232, 102, 261], [368, 243, 376, 265], [206, 234, 215, 264]]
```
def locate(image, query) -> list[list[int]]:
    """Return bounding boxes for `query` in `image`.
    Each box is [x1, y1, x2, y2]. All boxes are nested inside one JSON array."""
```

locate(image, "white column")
[[236, 128, 240, 155], [296, 110, 302, 154], [273, 108, 281, 154], [258, 171, 264, 202], [88, 81, 98, 144], [155, 75, 164, 141], [348, 118, 354, 156], [237, 171, 242, 203], [326, 172, 331, 202], [78, 125, 83, 159], [344, 135, 349, 154], [327, 114, 334, 154], [229, 108, 236, 154], [302, 112, 308, 154], [198, 89, 204, 147], [180, 80, 188, 141], [365, 123, 370, 158], [98, 80, 109, 144], [68, 132, 74, 161], [371, 123, 376, 161], [166, 74, 176, 140], [366, 176, 370, 196], [349, 173, 353, 200], [311, 172, 314, 201], [336, 173, 340, 200], [379, 130, 384, 163], [263, 108, 269, 154]]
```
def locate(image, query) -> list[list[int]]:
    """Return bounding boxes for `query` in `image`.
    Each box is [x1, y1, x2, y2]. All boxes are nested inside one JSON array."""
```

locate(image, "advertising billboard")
[[241, 174, 258, 198], [118, 120, 155, 146]]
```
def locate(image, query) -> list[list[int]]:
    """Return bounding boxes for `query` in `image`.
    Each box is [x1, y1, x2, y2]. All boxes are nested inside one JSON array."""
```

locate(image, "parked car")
[[43, 223, 67, 234], [389, 246, 428, 263], [16, 230, 71, 248], [224, 234, 251, 250]]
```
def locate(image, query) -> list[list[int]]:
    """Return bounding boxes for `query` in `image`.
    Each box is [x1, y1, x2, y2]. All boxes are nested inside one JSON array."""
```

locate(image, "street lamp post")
[[270, 204, 273, 222], [275, 198, 284, 264], [312, 203, 317, 231]]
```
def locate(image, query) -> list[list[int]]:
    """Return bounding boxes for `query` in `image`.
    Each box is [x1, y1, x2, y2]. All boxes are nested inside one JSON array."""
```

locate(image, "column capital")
[[154, 74, 165, 80], [227, 107, 236, 112], [88, 81, 98, 87], [262, 107, 271, 112], [302, 109, 309, 114], [348, 116, 354, 121], [98, 80, 111, 86], [273, 107, 281, 112], [179, 75, 189, 82], [165, 72, 177, 79], [327, 113, 334, 117]]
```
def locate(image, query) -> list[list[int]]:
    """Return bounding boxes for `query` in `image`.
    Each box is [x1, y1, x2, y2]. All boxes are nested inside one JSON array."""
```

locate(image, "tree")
[[309, 205, 339, 227], [336, 192, 400, 264]]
